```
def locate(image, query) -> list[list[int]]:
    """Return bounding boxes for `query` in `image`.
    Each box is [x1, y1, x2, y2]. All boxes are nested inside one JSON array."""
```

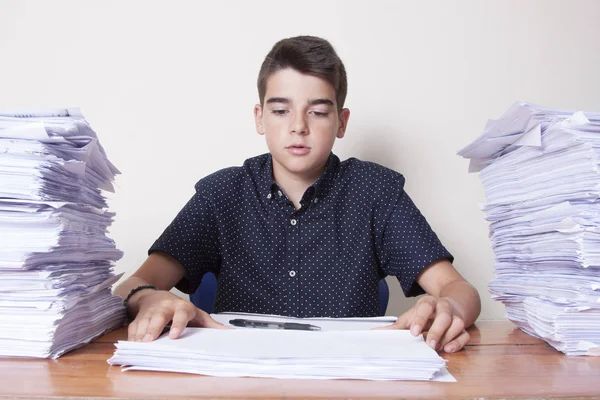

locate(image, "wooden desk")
[[2, 321, 599, 399]]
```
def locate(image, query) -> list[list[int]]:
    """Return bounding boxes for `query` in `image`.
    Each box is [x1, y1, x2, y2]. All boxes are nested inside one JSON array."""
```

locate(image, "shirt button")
[[289, 270, 296, 277], [290, 219, 297, 226], [278, 190, 283, 197], [266, 193, 272, 199], [313, 197, 319, 203]]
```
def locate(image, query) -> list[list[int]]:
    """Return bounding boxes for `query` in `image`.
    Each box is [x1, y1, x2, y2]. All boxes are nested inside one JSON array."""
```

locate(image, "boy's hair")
[[257, 35, 347, 112]]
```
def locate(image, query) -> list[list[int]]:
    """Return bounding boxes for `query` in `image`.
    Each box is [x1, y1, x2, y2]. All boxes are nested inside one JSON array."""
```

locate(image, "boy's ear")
[[336, 108, 350, 139], [254, 104, 265, 135]]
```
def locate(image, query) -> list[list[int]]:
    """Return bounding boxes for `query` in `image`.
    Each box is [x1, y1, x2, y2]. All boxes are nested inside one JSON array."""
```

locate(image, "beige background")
[[1, 0, 600, 320]]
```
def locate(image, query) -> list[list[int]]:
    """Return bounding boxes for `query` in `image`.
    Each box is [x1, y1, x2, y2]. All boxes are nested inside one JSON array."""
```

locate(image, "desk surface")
[[1, 321, 599, 399]]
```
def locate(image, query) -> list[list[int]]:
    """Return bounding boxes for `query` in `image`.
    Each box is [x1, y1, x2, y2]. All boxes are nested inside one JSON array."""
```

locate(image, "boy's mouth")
[[286, 144, 311, 155]]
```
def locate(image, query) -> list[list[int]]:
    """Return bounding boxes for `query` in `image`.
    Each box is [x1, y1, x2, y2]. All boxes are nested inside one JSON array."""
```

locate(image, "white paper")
[[108, 327, 455, 381], [460, 102, 600, 355], [210, 311, 398, 331], [0, 109, 124, 359]]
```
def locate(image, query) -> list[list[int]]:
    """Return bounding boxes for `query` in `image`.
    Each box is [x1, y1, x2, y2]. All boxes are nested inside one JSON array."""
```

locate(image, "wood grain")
[[1, 321, 599, 399]]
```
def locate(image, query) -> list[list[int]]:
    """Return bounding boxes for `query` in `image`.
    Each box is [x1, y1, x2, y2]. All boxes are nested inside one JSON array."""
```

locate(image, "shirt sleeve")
[[380, 190, 453, 297], [148, 192, 220, 294]]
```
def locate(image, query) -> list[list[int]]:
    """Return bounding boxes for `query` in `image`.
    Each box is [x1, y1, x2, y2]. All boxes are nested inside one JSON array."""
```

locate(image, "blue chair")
[[190, 272, 390, 316], [190, 272, 219, 314]]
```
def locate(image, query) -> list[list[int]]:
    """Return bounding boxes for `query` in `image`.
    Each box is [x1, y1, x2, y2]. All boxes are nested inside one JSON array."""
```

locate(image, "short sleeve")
[[380, 190, 453, 297], [148, 192, 220, 294]]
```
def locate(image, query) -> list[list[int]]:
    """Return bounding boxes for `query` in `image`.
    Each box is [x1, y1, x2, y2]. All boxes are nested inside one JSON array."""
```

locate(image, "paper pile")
[[459, 102, 600, 355], [210, 311, 400, 330], [0, 108, 125, 358], [109, 318, 454, 381]]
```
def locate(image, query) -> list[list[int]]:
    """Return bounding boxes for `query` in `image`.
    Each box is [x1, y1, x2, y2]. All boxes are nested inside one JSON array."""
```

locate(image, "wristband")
[[123, 284, 158, 308]]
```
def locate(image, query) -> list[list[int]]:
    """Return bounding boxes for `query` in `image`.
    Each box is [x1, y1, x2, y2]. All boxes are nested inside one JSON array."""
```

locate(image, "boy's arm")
[[114, 252, 227, 342], [114, 252, 186, 300], [380, 259, 481, 353]]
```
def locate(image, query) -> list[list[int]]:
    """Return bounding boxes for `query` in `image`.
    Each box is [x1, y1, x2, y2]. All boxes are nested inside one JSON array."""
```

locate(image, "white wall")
[[1, 0, 599, 320]]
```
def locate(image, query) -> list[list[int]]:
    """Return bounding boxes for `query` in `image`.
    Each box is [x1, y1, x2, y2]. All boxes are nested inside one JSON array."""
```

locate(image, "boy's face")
[[254, 68, 350, 183]]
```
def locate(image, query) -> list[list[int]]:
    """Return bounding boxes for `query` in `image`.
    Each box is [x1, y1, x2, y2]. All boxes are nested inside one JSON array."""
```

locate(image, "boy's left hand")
[[377, 295, 470, 353]]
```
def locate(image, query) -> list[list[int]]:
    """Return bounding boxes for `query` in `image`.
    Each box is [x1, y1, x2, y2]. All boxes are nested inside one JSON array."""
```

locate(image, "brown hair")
[[257, 36, 347, 112]]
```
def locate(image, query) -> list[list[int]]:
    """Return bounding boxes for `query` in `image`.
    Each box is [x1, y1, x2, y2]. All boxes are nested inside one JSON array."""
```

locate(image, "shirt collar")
[[258, 153, 340, 202]]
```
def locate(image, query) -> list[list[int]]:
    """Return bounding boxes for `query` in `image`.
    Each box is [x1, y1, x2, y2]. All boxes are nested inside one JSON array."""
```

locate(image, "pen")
[[229, 318, 321, 331]]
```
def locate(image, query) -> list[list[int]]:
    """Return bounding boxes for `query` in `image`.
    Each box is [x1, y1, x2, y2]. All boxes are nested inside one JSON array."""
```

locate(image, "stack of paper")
[[210, 311, 401, 330], [109, 314, 455, 381], [0, 109, 125, 358], [459, 102, 600, 355]]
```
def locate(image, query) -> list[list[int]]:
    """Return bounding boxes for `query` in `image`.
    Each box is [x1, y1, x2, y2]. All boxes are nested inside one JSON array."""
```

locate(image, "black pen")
[[229, 318, 321, 331]]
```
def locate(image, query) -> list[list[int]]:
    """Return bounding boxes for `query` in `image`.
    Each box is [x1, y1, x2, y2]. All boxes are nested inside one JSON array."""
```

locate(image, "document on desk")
[[108, 322, 455, 381], [459, 102, 600, 356], [0, 110, 125, 358], [210, 311, 398, 330]]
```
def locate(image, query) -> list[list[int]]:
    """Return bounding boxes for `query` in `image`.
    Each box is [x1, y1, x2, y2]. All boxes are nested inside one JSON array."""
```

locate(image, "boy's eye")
[[311, 111, 329, 117], [272, 109, 288, 116]]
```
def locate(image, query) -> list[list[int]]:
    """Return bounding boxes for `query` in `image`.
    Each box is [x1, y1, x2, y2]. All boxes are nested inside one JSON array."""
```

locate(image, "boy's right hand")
[[127, 289, 229, 342]]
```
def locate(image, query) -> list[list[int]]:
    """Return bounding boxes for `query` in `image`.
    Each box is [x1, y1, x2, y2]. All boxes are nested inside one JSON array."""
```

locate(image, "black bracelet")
[[123, 284, 158, 308]]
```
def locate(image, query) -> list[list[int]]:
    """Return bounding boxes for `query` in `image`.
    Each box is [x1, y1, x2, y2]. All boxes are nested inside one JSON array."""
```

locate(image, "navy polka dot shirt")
[[150, 153, 453, 318]]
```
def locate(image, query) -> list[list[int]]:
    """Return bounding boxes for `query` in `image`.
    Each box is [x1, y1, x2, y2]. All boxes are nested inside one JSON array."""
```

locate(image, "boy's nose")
[[290, 115, 308, 135]]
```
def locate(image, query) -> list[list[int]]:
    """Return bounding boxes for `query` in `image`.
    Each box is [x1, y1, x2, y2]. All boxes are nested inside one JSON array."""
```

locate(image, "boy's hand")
[[377, 295, 470, 353], [127, 289, 230, 342]]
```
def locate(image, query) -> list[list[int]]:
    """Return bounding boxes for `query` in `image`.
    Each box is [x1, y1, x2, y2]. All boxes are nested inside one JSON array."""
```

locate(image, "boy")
[[115, 35, 481, 354]]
